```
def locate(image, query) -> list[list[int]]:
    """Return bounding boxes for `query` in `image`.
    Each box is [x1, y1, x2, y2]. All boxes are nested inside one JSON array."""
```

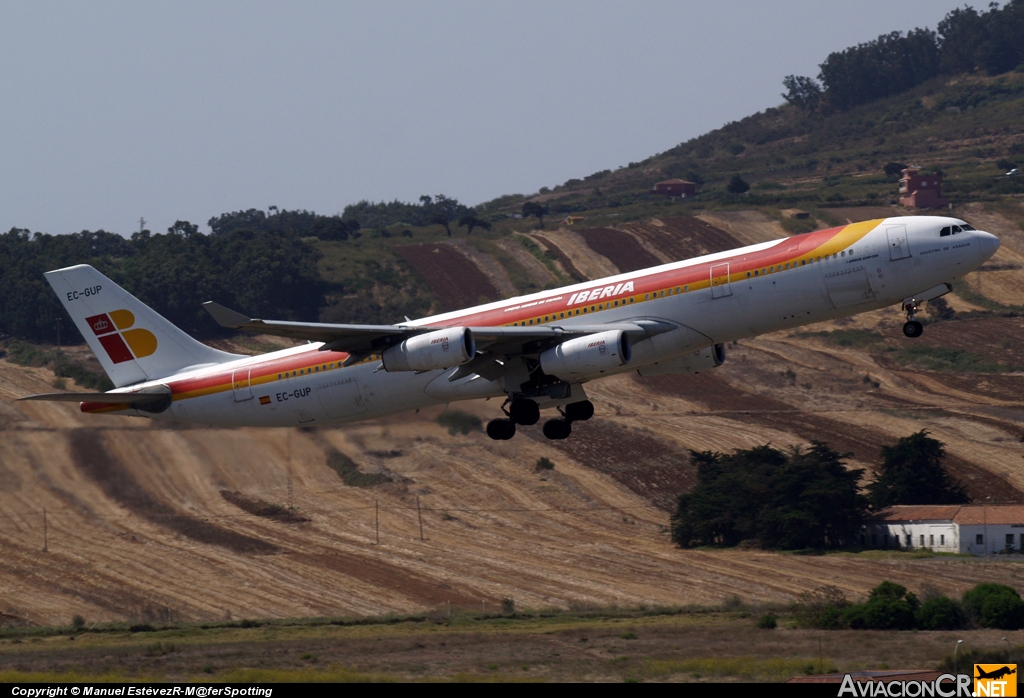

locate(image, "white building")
[[865, 505, 1024, 555]]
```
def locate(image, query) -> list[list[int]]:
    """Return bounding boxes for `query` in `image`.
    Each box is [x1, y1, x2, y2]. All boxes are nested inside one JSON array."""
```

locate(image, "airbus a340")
[[21, 216, 999, 441]]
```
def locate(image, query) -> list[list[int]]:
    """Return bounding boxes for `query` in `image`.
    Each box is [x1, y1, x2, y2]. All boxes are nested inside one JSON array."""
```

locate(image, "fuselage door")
[[231, 367, 253, 402], [887, 225, 911, 260], [710, 262, 732, 298]]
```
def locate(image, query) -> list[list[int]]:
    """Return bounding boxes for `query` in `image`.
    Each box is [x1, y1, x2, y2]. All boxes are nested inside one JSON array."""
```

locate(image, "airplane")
[[20, 215, 1000, 441], [976, 666, 1016, 681]]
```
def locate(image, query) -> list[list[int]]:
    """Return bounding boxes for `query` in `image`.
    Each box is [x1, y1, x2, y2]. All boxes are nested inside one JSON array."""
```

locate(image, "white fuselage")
[[90, 216, 999, 427]]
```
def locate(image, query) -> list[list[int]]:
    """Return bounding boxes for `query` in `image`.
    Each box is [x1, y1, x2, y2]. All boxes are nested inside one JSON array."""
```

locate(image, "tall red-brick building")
[[899, 167, 949, 208]]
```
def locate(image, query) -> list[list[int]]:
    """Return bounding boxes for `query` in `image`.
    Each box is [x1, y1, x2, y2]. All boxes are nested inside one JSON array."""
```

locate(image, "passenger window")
[[754, 270, 759, 276], [582, 308, 587, 314], [645, 294, 650, 299], [560, 312, 565, 318], [315, 366, 319, 372], [676, 287, 681, 292], [801, 259, 806, 266], [529, 319, 533, 325], [785, 263, 790, 269], [683, 286, 688, 291], [747, 272, 751, 278], [841, 251, 845, 257], [277, 373, 282, 379], [613, 300, 619, 306]]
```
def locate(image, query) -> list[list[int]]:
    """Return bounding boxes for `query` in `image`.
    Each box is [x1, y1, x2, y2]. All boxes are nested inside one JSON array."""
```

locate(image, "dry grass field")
[[3, 207, 1024, 679]]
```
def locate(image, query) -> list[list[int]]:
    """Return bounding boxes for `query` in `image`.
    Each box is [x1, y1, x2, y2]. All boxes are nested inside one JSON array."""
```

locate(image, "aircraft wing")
[[203, 301, 667, 365]]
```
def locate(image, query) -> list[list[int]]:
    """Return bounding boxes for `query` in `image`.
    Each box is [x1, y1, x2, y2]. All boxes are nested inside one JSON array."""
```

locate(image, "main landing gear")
[[486, 398, 595, 441], [902, 299, 924, 338]]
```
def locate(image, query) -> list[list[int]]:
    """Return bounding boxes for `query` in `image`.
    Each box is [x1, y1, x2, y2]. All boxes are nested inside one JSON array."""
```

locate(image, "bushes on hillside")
[[843, 582, 919, 630], [963, 583, 1024, 629], [793, 582, 1022, 630]]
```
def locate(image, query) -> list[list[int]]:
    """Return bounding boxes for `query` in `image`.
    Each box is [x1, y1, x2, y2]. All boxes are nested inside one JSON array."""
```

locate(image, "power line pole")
[[139, 217, 147, 234], [416, 496, 424, 541], [286, 430, 293, 510]]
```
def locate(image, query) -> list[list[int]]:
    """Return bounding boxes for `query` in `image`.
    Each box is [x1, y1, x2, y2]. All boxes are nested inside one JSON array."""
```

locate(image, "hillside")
[[5, 44, 1024, 626], [5, 202, 1024, 626]]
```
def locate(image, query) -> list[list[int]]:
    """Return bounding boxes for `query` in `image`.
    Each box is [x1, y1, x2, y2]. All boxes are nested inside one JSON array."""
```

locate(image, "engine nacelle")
[[539, 330, 631, 381], [636, 343, 725, 376], [381, 327, 476, 372]]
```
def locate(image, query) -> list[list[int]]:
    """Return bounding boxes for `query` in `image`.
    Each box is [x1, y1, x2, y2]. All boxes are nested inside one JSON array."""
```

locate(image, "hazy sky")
[[2, 1, 963, 236]]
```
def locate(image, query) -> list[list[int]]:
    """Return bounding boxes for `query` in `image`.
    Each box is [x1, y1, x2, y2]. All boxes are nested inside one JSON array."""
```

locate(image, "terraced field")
[[4, 209, 1024, 629]]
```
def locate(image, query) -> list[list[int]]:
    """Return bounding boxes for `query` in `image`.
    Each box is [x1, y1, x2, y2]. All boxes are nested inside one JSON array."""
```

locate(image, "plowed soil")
[[576, 228, 662, 273], [394, 243, 500, 310], [619, 217, 745, 263]]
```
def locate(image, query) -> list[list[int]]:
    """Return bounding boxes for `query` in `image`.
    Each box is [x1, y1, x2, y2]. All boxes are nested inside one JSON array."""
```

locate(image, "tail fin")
[[46, 264, 242, 387]]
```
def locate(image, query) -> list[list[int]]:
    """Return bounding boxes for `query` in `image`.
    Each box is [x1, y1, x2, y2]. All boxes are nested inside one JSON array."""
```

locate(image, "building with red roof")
[[899, 167, 949, 208], [866, 505, 1024, 555]]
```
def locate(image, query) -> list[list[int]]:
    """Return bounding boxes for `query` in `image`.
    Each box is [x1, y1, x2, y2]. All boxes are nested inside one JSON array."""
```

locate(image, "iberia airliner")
[[20, 216, 999, 440]]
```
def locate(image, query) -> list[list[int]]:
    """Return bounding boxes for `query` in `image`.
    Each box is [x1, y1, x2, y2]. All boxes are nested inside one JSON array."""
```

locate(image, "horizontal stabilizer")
[[18, 385, 171, 404]]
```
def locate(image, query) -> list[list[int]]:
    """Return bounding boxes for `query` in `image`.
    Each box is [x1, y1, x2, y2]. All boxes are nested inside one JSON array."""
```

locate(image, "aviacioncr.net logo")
[[975, 664, 1017, 697]]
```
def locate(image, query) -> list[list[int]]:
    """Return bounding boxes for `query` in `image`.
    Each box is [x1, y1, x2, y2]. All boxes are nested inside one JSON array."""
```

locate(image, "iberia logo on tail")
[[85, 310, 157, 364]]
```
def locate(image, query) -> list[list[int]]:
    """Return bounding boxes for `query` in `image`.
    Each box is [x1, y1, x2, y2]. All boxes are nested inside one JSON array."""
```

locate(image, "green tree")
[[963, 583, 1024, 630], [521, 201, 547, 229], [916, 595, 967, 630], [428, 212, 453, 237], [726, 175, 750, 194], [759, 442, 868, 549], [867, 431, 969, 508], [843, 581, 920, 630], [781, 75, 822, 111], [671, 442, 868, 549], [883, 162, 908, 179], [457, 214, 492, 236]]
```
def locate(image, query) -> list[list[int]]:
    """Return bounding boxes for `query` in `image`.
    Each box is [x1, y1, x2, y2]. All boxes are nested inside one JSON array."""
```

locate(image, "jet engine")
[[636, 343, 725, 376], [382, 327, 476, 372], [539, 330, 631, 381]]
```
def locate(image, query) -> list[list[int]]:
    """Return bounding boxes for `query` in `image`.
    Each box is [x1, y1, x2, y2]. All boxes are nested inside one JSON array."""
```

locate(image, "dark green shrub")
[[963, 584, 1024, 629], [326, 450, 392, 487], [757, 613, 778, 629], [844, 581, 919, 630], [437, 410, 482, 435], [535, 457, 555, 472], [915, 596, 967, 630]]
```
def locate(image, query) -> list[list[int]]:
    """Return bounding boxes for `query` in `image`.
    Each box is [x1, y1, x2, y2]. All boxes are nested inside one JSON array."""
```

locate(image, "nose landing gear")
[[902, 299, 924, 338]]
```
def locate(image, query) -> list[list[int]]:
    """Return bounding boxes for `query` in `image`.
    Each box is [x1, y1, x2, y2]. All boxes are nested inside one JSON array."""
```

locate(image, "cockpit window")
[[940, 226, 951, 236], [960, 224, 975, 231], [952, 225, 962, 234]]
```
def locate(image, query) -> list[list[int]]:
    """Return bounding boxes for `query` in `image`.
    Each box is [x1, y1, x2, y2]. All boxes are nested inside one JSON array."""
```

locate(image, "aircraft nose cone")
[[978, 231, 1000, 260]]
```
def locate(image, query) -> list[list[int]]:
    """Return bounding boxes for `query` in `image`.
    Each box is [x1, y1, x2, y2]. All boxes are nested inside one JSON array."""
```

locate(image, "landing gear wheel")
[[509, 399, 540, 426], [543, 418, 572, 440], [564, 400, 595, 422], [486, 419, 516, 441], [902, 320, 924, 338]]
